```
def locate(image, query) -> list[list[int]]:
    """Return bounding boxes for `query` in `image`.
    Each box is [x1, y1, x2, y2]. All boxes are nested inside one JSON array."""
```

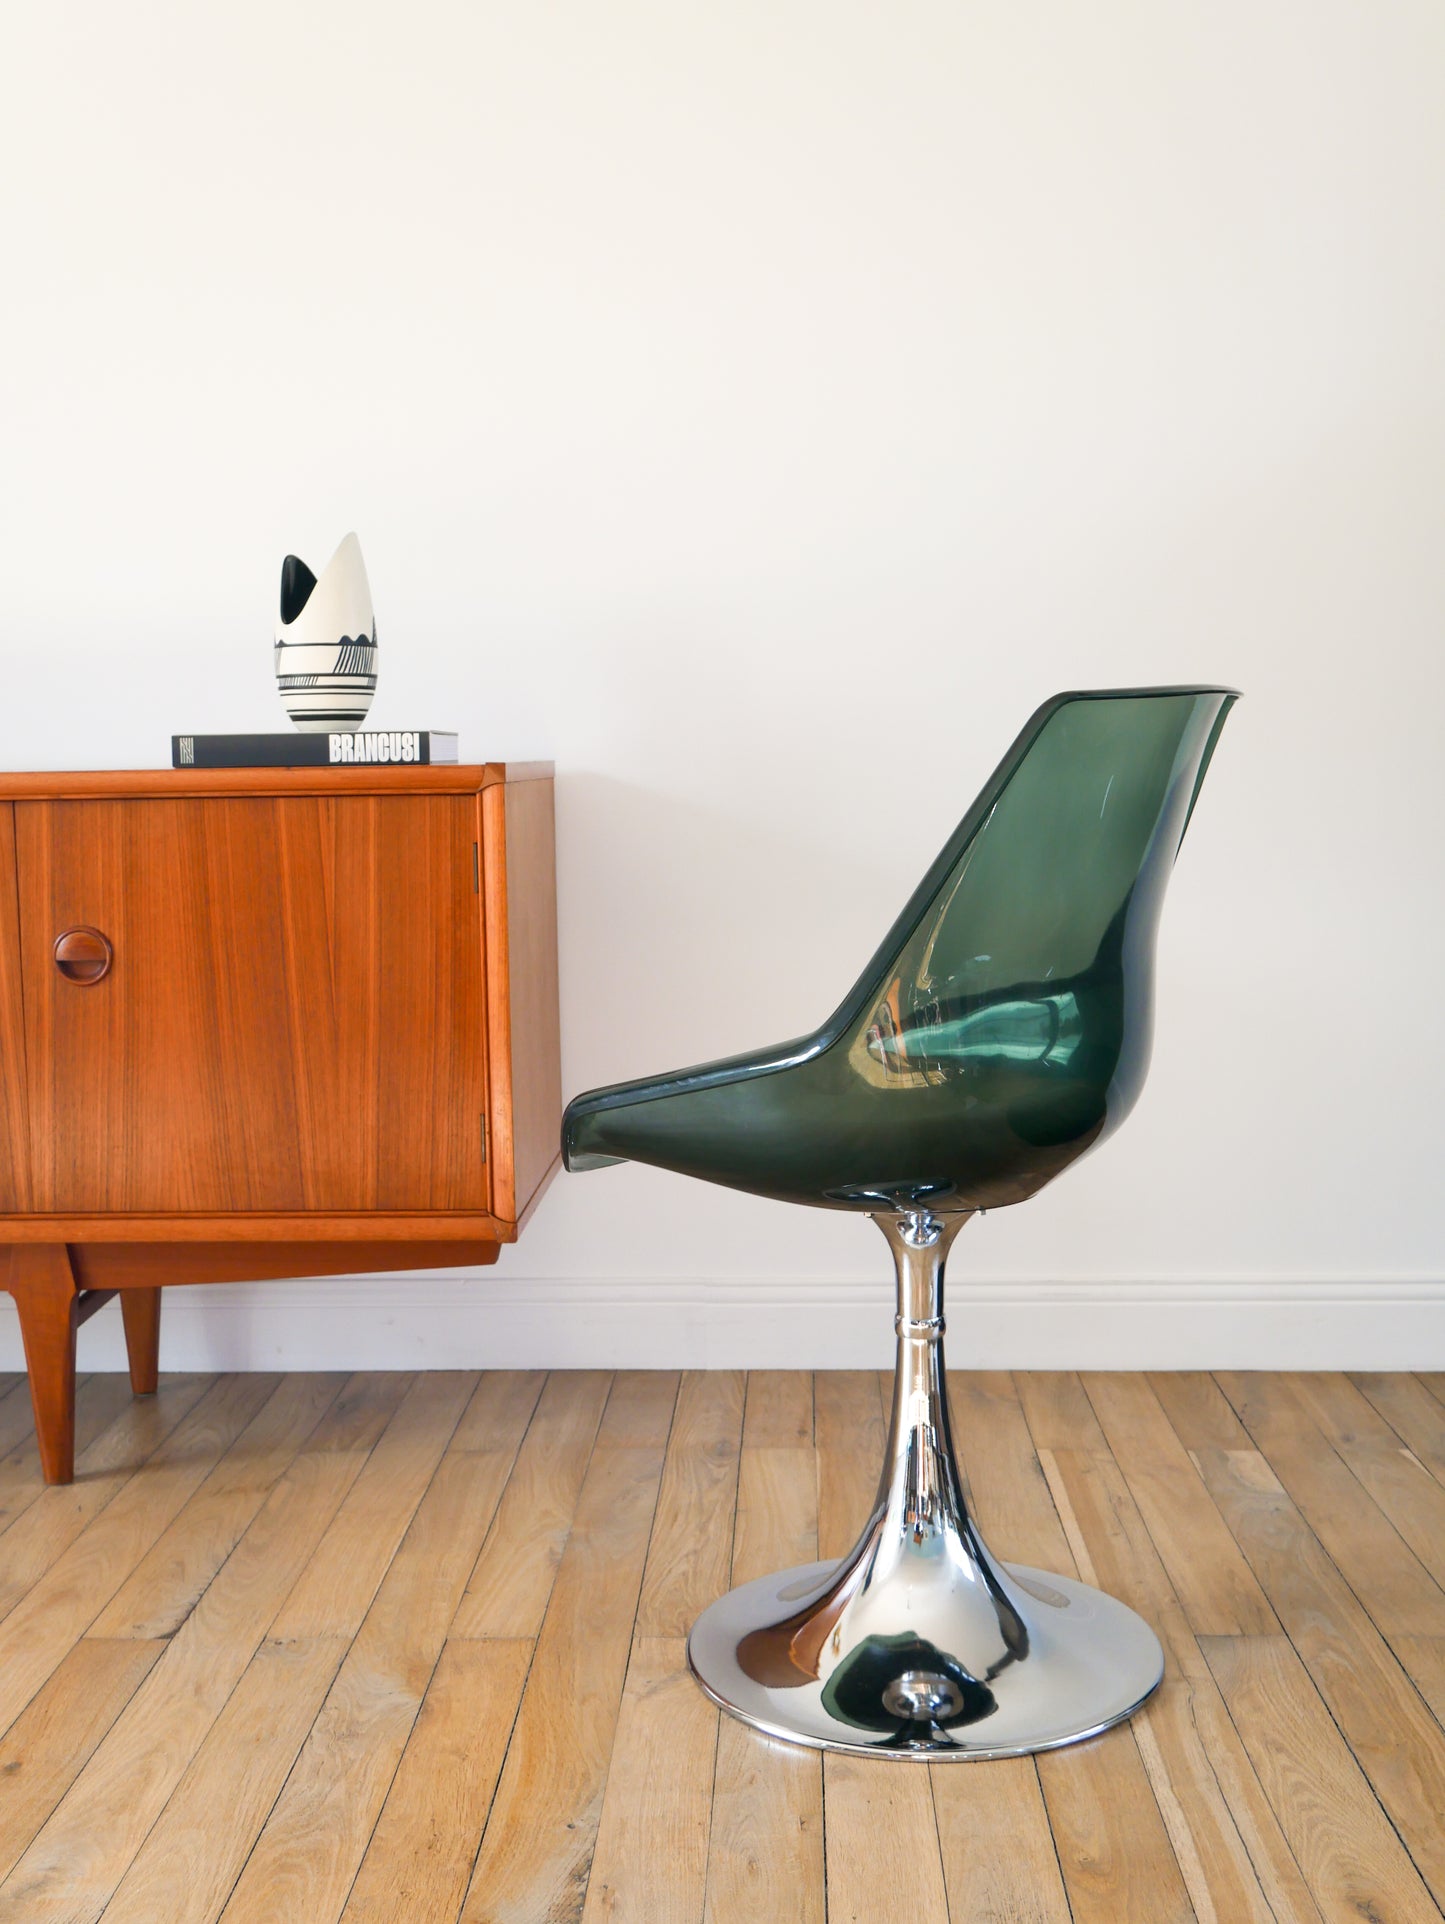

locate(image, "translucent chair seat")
[[562, 684, 1238, 1760]]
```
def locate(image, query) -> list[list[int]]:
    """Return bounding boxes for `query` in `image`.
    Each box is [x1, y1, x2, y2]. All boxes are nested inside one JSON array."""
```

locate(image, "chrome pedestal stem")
[[687, 1208, 1165, 1758], [871, 1208, 978, 1602]]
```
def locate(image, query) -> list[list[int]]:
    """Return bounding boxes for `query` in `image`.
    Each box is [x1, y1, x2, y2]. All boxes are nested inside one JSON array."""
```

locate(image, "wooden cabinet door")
[[16, 795, 488, 1214], [0, 805, 33, 1211]]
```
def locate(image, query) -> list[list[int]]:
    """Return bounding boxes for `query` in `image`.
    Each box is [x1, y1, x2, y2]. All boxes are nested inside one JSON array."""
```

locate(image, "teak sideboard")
[[0, 762, 561, 1482]]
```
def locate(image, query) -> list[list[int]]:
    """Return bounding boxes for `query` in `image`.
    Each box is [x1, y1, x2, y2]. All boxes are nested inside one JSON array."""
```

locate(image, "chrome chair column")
[[687, 1209, 1164, 1757]]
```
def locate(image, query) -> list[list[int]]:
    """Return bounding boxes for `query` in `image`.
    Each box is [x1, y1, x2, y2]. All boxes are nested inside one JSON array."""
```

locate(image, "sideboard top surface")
[[0, 761, 553, 801]]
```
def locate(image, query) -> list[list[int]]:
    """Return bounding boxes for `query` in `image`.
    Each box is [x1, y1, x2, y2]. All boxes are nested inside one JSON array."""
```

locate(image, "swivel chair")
[[563, 685, 1237, 1758]]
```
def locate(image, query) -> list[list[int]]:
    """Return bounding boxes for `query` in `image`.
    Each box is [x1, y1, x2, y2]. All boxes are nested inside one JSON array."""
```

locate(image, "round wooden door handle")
[[53, 927, 113, 985]]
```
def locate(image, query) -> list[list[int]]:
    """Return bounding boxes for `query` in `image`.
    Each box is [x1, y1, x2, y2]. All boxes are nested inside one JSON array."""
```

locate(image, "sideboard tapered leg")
[[120, 1288, 162, 1395], [7, 1245, 82, 1485]]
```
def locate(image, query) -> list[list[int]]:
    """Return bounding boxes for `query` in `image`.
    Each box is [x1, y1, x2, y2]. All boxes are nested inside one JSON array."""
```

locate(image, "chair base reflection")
[[687, 1210, 1164, 1758]]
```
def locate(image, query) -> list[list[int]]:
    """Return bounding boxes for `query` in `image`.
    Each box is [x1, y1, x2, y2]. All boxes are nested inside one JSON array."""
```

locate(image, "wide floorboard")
[[0, 1367, 1442, 1922]]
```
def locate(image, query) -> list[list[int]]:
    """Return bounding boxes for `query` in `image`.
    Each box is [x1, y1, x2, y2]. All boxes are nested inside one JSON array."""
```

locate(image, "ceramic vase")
[[273, 532, 377, 732]]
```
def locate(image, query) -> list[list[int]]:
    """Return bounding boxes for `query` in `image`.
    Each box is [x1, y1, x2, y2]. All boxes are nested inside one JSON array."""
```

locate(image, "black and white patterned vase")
[[273, 532, 378, 732]]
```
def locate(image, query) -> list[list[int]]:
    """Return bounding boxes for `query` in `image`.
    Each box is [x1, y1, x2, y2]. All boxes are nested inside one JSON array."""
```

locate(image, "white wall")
[[2, 0, 1442, 1370]]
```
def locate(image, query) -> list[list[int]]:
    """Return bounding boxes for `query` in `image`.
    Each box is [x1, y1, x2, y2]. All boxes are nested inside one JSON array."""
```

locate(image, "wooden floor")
[[0, 1368, 1443, 1922]]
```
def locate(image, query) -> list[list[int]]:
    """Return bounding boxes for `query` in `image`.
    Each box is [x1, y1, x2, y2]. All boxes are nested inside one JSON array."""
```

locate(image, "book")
[[172, 731, 459, 769]]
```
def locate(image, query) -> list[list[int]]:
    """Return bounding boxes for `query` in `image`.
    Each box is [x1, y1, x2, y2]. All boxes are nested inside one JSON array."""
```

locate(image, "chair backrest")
[[818, 686, 1237, 1185]]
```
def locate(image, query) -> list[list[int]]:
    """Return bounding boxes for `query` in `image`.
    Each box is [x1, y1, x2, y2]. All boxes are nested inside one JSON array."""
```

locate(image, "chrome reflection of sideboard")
[[0, 761, 560, 1481]]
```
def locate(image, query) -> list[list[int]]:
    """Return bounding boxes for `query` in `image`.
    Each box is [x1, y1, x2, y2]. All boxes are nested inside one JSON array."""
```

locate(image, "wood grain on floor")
[[0, 1368, 1442, 1923]]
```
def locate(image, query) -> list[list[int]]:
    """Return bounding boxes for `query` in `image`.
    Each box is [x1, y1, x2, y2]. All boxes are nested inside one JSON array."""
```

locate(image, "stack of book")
[[172, 731, 459, 769]]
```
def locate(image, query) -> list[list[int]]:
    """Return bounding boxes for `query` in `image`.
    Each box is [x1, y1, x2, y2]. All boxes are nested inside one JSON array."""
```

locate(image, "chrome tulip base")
[[688, 1558, 1163, 1759], [687, 1210, 1163, 1759]]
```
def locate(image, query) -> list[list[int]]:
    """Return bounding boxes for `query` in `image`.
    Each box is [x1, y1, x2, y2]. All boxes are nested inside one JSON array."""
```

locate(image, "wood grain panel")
[[16, 796, 487, 1215], [823, 1755, 950, 1924], [3, 1245, 83, 1483], [1043, 1445, 1316, 1924], [0, 807, 32, 1212], [1215, 1370, 1445, 1637], [268, 1373, 474, 1641], [0, 1371, 133, 1544], [1393, 1634, 1445, 1726], [0, 1375, 418, 1924], [1148, 1369, 1254, 1452], [451, 1369, 611, 1639], [0, 1373, 211, 1621], [960, 1379, 1202, 1924], [707, 1413, 823, 1924], [1004, 1377, 1200, 1924], [704, 1390, 822, 1924], [67, 1240, 499, 1292], [0, 1375, 37, 1454], [481, 772, 561, 1225], [505, 774, 560, 1220], [217, 1445, 513, 1924], [0, 1379, 213, 1624], [1014, 1368, 1112, 1453], [933, 1758, 1072, 1924], [0, 1372, 270, 1742], [732, 1446, 818, 1588], [9, 1620, 339, 1924], [1081, 1370, 1277, 1635], [948, 1370, 1075, 1570], [339, 1639, 531, 1924], [1178, 1438, 1445, 1908], [635, 1369, 744, 1637], [40, 1379, 474, 1924], [0, 766, 514, 801], [118, 1288, 160, 1394], [0, 1639, 164, 1885], [742, 1369, 813, 1448], [89, 1372, 344, 1638], [1286, 1369, 1445, 1591], [813, 1371, 885, 1562], [0, 1212, 510, 1241], [98, 1634, 350, 1924], [49, 1382, 409, 1924], [1202, 1634, 1443, 1924], [458, 1426, 669, 1923], [596, 1368, 681, 1448], [581, 1638, 717, 1924], [447, 1368, 546, 1453], [1348, 1371, 1445, 1483], [1037, 1730, 1198, 1924], [705, 1717, 823, 1924]]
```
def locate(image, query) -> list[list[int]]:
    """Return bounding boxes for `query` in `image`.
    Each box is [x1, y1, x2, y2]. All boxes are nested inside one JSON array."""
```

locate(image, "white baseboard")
[[2, 1275, 1441, 1373]]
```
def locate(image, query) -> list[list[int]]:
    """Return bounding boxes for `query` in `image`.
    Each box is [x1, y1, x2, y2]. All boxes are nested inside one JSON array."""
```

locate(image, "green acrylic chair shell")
[[564, 686, 1236, 1213], [563, 685, 1238, 1759]]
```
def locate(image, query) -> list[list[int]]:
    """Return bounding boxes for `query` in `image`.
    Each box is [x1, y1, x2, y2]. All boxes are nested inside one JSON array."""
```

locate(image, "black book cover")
[[172, 731, 458, 769]]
